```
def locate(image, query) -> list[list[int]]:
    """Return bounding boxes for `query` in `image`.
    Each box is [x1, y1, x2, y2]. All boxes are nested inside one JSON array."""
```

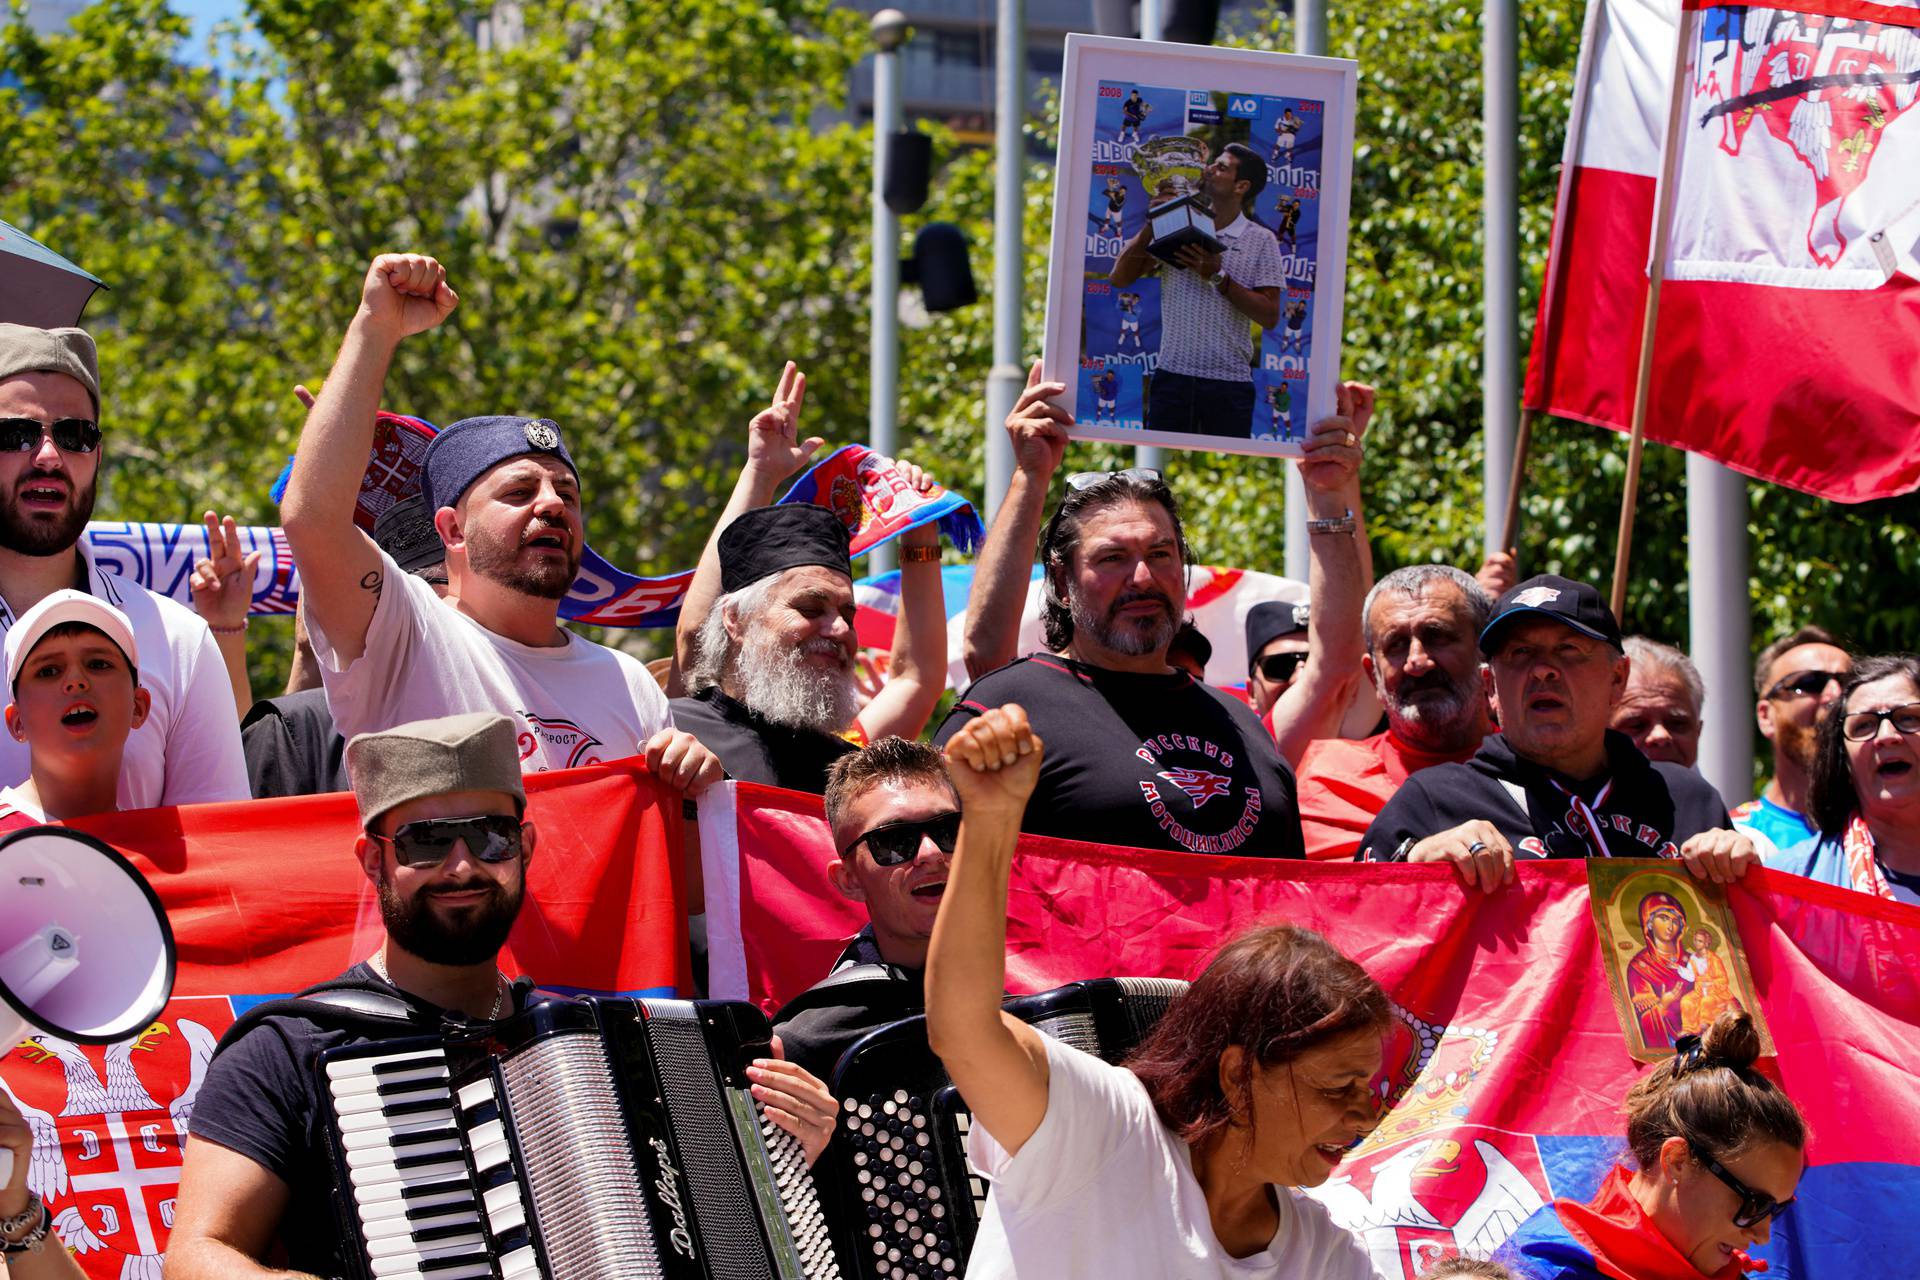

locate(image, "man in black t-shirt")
[[1360, 575, 1759, 891], [773, 736, 961, 1082], [169, 711, 836, 1277], [937, 411, 1375, 856]]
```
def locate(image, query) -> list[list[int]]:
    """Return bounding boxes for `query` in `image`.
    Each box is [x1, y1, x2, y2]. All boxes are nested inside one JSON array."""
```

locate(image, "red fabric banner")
[[0, 758, 686, 1275], [706, 782, 1920, 1273]]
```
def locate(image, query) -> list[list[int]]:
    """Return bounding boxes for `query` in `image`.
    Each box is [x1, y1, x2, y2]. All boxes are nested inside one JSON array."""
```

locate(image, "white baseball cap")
[[5, 589, 139, 689]]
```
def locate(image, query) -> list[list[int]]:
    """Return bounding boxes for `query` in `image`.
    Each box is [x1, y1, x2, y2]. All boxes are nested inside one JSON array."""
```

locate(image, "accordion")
[[822, 977, 1188, 1280], [318, 995, 842, 1280]]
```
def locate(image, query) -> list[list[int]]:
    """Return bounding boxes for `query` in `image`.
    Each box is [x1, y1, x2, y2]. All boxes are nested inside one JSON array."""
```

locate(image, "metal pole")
[[984, 0, 1027, 528], [1284, 0, 1326, 583], [1135, 0, 1165, 478], [1482, 0, 1518, 558], [870, 11, 909, 575], [1688, 455, 1753, 803]]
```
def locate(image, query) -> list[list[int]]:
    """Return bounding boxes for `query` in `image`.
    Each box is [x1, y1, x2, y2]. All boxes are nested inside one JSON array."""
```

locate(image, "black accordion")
[[317, 995, 841, 1280], [822, 977, 1188, 1280]]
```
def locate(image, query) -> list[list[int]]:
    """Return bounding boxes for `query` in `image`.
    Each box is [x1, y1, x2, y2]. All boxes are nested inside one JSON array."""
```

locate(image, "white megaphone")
[[0, 826, 176, 1187]]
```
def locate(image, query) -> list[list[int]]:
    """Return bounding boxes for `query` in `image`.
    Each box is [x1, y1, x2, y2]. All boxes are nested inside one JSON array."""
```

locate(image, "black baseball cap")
[[1479, 574, 1624, 656], [1245, 600, 1310, 661]]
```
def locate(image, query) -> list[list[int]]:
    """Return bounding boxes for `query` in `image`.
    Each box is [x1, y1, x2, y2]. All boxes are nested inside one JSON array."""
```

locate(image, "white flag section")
[[1670, 10, 1920, 289], [1526, 0, 1920, 502]]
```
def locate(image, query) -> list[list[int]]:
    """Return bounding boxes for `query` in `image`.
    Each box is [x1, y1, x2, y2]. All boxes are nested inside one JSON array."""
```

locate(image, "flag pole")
[[1609, 5, 1697, 621], [1501, 0, 1603, 553], [1497, 407, 1536, 551]]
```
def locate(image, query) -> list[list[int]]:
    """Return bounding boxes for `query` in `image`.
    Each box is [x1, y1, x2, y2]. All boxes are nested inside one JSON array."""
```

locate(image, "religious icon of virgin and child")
[[1626, 891, 1744, 1048]]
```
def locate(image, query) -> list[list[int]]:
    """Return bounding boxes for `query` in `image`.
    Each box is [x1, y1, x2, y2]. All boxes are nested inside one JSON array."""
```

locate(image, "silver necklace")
[[368, 950, 507, 1021]]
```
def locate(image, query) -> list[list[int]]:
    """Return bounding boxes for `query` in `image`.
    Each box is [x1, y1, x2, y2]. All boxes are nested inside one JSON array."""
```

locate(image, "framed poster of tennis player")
[[1041, 34, 1357, 458]]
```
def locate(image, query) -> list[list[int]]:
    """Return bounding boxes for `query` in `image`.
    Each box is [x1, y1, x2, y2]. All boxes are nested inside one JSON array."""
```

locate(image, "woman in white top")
[[932, 704, 1393, 1279]]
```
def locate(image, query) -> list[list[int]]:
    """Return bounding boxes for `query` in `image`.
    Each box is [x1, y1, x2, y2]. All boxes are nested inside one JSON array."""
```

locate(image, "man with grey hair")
[[1294, 563, 1495, 859], [0, 323, 247, 807], [1611, 635, 1704, 769]]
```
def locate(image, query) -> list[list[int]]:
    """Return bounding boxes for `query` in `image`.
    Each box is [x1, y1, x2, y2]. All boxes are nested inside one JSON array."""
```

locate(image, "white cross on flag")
[[1526, 0, 1920, 502]]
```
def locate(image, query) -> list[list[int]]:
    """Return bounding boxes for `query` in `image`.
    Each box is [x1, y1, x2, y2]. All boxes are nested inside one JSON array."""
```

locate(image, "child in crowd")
[[0, 589, 148, 826]]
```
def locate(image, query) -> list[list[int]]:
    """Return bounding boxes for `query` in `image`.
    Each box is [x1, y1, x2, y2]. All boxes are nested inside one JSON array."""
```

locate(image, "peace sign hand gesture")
[[746, 361, 825, 486]]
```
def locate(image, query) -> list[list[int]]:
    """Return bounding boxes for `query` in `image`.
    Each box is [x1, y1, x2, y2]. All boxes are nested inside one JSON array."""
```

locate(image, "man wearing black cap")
[[280, 254, 718, 792], [1244, 598, 1310, 718], [673, 504, 865, 791], [1359, 574, 1758, 891]]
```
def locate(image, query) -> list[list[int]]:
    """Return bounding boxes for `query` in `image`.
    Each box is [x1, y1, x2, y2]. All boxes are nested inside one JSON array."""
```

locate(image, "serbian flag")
[[701, 781, 1920, 1274], [0, 759, 686, 1276], [1526, 0, 1920, 502]]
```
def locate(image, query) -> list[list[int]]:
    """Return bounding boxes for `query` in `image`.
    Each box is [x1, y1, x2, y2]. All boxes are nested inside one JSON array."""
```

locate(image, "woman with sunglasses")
[[929, 703, 1394, 1278], [1495, 1009, 1805, 1278], [1765, 653, 1920, 904]]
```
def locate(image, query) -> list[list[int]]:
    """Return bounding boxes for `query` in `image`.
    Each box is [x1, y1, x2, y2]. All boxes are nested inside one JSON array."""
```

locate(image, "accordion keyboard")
[[323, 1045, 538, 1280]]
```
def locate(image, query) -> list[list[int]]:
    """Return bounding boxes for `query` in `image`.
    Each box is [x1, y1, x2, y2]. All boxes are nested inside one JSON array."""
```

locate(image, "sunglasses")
[[841, 811, 962, 867], [1689, 1142, 1794, 1229], [1065, 467, 1162, 491], [1255, 651, 1308, 683], [371, 813, 527, 869], [1841, 701, 1920, 742], [1765, 669, 1844, 701], [0, 416, 101, 455]]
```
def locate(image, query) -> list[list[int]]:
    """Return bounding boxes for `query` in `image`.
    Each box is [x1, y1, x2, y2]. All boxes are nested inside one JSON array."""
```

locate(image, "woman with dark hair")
[[1494, 1009, 1806, 1278], [931, 703, 1391, 1278], [1765, 653, 1920, 904]]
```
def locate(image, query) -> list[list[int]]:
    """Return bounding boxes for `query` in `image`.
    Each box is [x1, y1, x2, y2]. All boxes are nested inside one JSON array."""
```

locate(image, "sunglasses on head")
[[841, 811, 962, 866], [372, 813, 527, 869], [1065, 466, 1162, 491], [1765, 669, 1844, 701], [0, 416, 101, 455], [1841, 701, 1920, 742], [1255, 651, 1308, 683], [1689, 1141, 1794, 1229]]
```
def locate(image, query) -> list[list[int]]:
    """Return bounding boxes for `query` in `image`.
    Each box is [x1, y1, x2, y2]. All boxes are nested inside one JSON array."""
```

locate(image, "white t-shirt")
[[1158, 213, 1286, 382], [0, 784, 45, 827], [0, 546, 248, 810], [309, 547, 671, 772], [965, 1038, 1387, 1279]]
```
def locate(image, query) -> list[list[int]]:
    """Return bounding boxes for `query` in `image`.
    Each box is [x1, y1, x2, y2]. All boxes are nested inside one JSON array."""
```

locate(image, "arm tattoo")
[[360, 570, 383, 601]]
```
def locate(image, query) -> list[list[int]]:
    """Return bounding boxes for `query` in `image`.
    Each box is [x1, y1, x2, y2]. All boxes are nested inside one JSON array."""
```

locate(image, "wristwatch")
[[1307, 508, 1356, 536], [1208, 267, 1229, 292]]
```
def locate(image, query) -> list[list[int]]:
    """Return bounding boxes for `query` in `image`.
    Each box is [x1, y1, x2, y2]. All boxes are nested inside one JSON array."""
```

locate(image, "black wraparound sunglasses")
[[1689, 1141, 1795, 1229], [1255, 651, 1308, 683], [370, 814, 527, 869], [841, 811, 962, 866], [0, 416, 101, 455]]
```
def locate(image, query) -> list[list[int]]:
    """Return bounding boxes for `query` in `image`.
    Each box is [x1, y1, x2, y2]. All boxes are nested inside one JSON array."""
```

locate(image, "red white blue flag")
[[1526, 0, 1920, 502], [0, 760, 686, 1275], [702, 781, 1920, 1274]]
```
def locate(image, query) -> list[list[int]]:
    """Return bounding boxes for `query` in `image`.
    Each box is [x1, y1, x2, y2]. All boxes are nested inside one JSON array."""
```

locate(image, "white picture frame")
[[1041, 34, 1358, 458]]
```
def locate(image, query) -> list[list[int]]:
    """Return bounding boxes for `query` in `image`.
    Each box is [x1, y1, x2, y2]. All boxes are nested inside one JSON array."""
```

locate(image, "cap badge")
[[524, 420, 560, 450], [1513, 587, 1561, 608], [1291, 604, 1310, 627]]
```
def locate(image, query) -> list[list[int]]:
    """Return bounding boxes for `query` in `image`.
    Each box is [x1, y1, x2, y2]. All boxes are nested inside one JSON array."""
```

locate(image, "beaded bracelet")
[[0, 1194, 50, 1254]]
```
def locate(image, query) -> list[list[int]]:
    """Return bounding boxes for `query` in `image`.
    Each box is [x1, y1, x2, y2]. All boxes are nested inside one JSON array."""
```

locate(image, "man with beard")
[[280, 254, 717, 789], [0, 324, 247, 805], [168, 711, 836, 1278], [935, 382, 1371, 856], [167, 711, 541, 1275], [1294, 564, 1494, 859], [673, 503, 867, 790], [1733, 625, 1852, 854], [1360, 575, 1757, 891]]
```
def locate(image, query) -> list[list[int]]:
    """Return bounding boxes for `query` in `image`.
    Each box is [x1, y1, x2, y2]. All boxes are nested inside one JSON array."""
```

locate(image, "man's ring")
[[1343, 429, 1355, 446], [1466, 840, 1487, 854]]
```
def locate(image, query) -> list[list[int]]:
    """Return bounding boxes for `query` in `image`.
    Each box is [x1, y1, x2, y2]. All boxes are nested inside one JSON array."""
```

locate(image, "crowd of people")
[[0, 250, 1902, 1275]]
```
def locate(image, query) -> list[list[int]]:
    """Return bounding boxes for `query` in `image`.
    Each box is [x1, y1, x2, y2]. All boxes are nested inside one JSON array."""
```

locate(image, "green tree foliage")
[[4, 0, 1916, 720]]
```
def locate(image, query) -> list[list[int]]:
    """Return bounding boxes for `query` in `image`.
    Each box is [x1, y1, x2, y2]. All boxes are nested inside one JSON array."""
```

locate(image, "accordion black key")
[[318, 995, 841, 1280], [822, 977, 1188, 1280]]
